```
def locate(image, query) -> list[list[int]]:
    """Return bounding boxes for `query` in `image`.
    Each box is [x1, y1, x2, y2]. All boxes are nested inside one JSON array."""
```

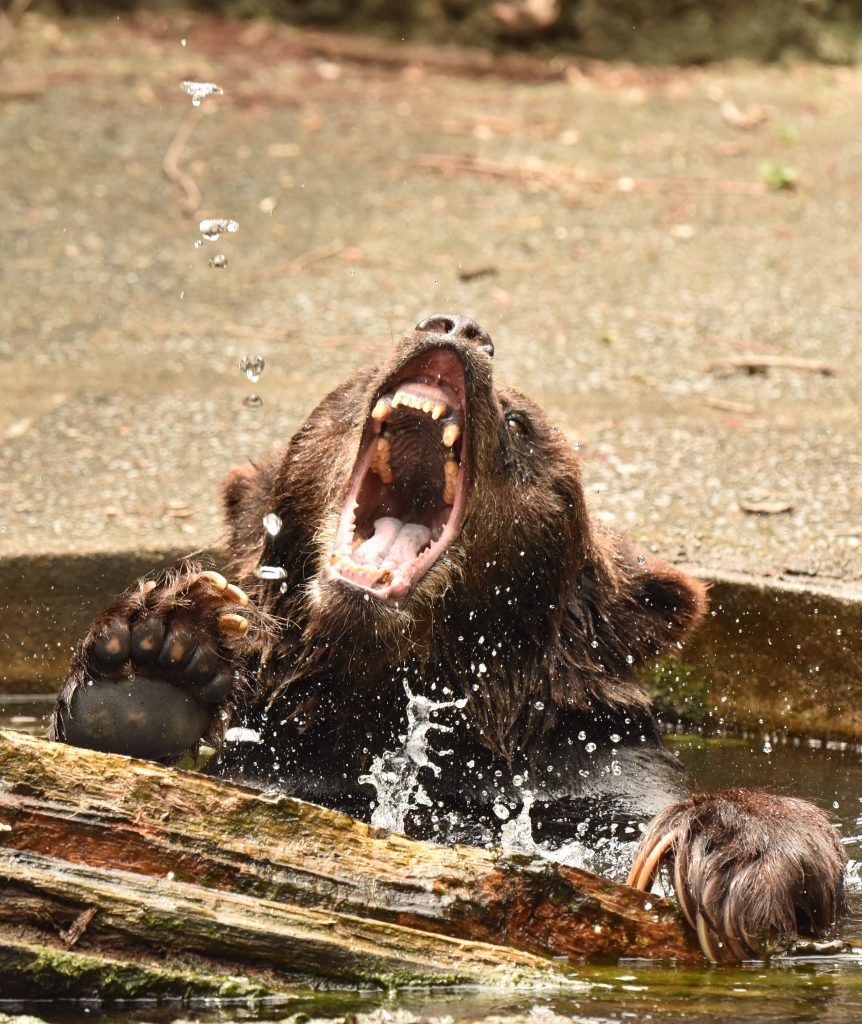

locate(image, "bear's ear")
[[221, 463, 272, 558], [622, 554, 708, 664], [222, 464, 260, 520]]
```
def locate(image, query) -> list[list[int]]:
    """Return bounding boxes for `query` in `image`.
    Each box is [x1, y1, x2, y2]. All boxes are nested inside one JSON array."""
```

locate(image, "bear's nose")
[[415, 314, 494, 358]]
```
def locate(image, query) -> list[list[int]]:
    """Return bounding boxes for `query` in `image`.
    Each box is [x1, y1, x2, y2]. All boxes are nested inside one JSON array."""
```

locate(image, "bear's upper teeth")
[[389, 389, 449, 419]]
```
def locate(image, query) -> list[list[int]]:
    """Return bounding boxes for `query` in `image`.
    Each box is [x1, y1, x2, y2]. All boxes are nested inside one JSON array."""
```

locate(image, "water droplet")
[[181, 81, 223, 106], [762, 739, 773, 754], [243, 394, 263, 409], [636, 555, 646, 565], [255, 565, 287, 581], [194, 240, 203, 249], [262, 512, 282, 536], [239, 354, 265, 383], [610, 733, 621, 744], [209, 253, 228, 269], [493, 803, 510, 820], [585, 742, 597, 753], [199, 217, 239, 241], [577, 730, 586, 741], [534, 700, 544, 710], [625, 654, 634, 665]]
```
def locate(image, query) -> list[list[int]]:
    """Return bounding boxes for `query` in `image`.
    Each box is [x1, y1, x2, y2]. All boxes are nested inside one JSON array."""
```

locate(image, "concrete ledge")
[[0, 549, 189, 693], [2, 552, 860, 741]]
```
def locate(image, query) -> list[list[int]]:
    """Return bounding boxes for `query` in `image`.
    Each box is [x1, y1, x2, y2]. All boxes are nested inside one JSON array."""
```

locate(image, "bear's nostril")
[[416, 315, 456, 335], [415, 314, 494, 358]]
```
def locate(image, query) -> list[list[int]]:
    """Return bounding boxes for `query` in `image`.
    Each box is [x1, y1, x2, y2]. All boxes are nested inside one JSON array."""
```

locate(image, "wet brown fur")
[[51, 321, 846, 961], [220, 330, 707, 758]]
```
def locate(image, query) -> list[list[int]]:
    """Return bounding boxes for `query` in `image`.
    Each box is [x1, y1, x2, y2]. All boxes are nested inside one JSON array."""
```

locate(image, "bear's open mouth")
[[325, 346, 469, 605]]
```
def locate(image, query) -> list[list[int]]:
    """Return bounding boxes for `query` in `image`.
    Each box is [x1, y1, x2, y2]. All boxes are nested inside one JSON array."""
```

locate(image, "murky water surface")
[[3, 698, 862, 1024]]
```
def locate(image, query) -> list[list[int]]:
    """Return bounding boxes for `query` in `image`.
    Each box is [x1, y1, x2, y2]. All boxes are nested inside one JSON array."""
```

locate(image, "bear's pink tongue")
[[354, 517, 431, 569]]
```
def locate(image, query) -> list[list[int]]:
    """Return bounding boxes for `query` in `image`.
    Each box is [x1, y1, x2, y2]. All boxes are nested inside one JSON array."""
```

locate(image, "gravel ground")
[[1, 12, 861, 591]]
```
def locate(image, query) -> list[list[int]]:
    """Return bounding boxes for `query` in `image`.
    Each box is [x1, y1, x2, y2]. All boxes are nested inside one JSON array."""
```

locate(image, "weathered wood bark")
[[0, 730, 701, 995]]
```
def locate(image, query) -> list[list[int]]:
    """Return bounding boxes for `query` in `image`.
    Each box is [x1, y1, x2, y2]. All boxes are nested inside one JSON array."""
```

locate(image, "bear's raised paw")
[[628, 788, 847, 962], [50, 565, 259, 761]]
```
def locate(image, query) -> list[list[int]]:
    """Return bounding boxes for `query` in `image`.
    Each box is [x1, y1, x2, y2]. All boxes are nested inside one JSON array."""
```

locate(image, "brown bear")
[[50, 314, 846, 963]]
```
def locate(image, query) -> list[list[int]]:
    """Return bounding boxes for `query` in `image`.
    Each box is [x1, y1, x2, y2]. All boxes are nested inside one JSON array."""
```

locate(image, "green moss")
[[0, 938, 277, 1000], [640, 657, 713, 728]]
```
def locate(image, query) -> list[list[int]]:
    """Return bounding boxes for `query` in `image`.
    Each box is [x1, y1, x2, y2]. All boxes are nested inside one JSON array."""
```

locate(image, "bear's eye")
[[506, 414, 528, 436]]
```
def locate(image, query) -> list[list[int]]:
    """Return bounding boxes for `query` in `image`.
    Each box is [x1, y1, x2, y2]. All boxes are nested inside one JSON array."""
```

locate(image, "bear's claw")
[[628, 789, 847, 963], [50, 565, 259, 760]]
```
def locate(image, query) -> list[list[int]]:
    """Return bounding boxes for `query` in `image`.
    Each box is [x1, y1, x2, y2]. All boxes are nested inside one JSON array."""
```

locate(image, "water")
[[261, 512, 282, 536], [239, 355, 266, 383], [359, 681, 467, 832], [4, 698, 862, 1021], [199, 218, 239, 241], [180, 81, 223, 106], [255, 564, 286, 580]]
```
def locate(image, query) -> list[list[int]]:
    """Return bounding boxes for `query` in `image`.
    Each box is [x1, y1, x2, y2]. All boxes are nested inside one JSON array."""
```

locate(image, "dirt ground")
[[1, 11, 861, 591]]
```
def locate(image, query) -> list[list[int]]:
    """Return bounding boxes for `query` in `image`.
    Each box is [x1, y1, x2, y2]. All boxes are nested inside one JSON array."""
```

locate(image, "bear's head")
[[224, 315, 706, 752]]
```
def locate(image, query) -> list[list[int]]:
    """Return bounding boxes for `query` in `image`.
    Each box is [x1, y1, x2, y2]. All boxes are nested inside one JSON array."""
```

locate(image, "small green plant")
[[777, 122, 800, 145], [759, 159, 798, 191]]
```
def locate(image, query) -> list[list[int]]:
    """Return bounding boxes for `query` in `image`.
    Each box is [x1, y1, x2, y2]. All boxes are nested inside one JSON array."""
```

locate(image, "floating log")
[[0, 730, 700, 996]]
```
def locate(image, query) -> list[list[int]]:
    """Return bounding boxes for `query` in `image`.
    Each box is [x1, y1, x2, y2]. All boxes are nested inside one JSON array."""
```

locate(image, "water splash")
[[262, 512, 282, 536], [255, 565, 286, 581], [239, 354, 265, 383], [199, 217, 239, 241], [498, 785, 638, 883], [360, 682, 466, 833], [181, 81, 223, 107]]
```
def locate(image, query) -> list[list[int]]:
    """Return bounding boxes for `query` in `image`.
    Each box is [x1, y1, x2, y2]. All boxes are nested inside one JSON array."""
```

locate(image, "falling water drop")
[[199, 218, 239, 241], [243, 394, 263, 409], [209, 254, 228, 269], [262, 512, 282, 536], [239, 355, 265, 383], [255, 565, 287, 581], [181, 81, 223, 106]]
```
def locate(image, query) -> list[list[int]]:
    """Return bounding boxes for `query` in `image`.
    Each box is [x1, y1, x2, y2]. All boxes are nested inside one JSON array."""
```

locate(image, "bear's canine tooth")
[[422, 400, 434, 414], [219, 613, 250, 637], [442, 423, 461, 448], [371, 398, 390, 421], [431, 403, 447, 420], [443, 460, 459, 504]]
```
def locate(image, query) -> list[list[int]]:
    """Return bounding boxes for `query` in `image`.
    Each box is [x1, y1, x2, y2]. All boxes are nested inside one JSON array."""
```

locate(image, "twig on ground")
[[240, 241, 346, 279], [706, 355, 836, 375], [738, 498, 794, 515], [414, 153, 768, 196], [703, 397, 757, 414], [163, 112, 202, 214]]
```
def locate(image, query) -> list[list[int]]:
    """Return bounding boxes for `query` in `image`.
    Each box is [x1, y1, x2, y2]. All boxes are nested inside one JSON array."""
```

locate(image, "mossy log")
[[0, 730, 700, 996]]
